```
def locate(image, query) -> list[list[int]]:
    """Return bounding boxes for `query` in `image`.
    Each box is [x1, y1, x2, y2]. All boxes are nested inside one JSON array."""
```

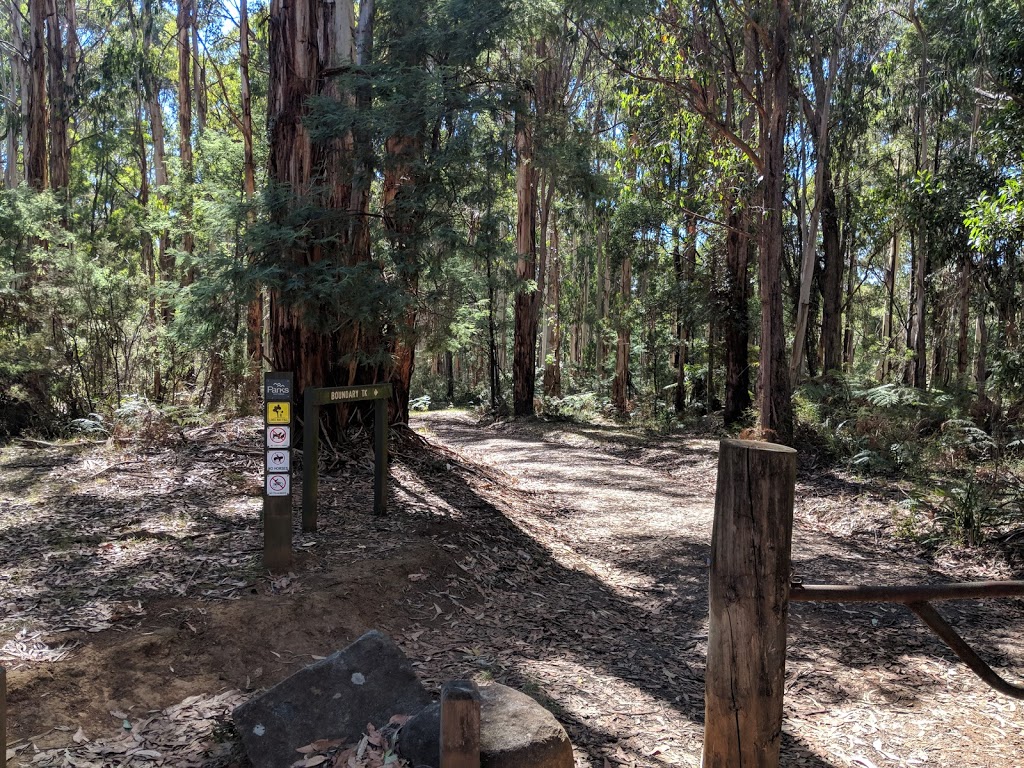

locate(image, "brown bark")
[[383, 132, 423, 427], [267, 0, 380, 434], [44, 0, 75, 196], [756, 0, 794, 445], [26, 0, 47, 190], [703, 439, 796, 768]]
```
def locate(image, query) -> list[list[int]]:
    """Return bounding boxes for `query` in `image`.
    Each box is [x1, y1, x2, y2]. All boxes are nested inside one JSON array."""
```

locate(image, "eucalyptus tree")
[[601, 0, 795, 440]]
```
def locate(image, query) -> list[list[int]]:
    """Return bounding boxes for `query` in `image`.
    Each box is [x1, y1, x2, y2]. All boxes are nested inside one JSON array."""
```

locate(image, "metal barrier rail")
[[790, 580, 1024, 699]]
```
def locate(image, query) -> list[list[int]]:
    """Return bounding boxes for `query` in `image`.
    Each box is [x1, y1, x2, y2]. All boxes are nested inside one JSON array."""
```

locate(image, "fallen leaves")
[[290, 720, 410, 768], [28, 690, 247, 768], [0, 630, 78, 663]]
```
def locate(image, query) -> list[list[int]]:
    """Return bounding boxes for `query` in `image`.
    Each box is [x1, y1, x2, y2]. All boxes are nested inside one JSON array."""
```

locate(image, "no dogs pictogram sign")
[[267, 426, 290, 448]]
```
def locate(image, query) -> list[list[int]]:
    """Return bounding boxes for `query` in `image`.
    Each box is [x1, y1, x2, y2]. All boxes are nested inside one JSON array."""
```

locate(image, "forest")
[[3, 1, 1024, 765], [0, 0, 1020, 450]]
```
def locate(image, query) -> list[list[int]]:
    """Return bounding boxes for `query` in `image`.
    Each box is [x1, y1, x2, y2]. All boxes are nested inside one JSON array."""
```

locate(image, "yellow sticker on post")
[[266, 401, 291, 424]]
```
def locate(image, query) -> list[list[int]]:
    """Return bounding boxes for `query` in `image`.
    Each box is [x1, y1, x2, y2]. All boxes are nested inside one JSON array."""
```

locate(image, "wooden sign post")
[[702, 439, 796, 768], [263, 372, 293, 572], [302, 383, 391, 532]]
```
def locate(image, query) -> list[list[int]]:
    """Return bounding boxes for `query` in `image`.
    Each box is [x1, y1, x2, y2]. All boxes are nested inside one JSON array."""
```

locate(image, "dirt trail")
[[3, 411, 1024, 767], [414, 411, 1024, 768]]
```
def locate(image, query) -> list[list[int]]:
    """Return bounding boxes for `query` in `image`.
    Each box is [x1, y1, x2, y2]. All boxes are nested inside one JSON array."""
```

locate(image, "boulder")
[[233, 630, 432, 768], [398, 682, 573, 768]]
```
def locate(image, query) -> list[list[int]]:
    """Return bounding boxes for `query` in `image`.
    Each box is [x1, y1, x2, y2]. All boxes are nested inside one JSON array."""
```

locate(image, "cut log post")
[[702, 439, 797, 768], [440, 679, 480, 768], [1, 665, 6, 763]]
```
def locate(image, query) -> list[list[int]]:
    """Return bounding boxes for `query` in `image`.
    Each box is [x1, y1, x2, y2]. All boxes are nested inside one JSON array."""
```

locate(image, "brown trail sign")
[[302, 383, 391, 532]]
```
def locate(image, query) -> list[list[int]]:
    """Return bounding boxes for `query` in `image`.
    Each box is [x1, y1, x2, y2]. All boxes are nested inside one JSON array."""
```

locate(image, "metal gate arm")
[[790, 581, 1024, 604], [907, 601, 1024, 700], [788, 581, 1024, 700]]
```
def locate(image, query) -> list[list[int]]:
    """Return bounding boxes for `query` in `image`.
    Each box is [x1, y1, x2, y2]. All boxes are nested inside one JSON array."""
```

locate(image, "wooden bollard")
[[1, 665, 6, 765], [702, 439, 796, 768], [440, 679, 481, 768]]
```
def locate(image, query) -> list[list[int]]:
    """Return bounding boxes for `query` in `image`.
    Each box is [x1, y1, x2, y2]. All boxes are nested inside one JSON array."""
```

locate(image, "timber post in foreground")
[[302, 383, 391, 532], [1, 665, 7, 764], [440, 679, 481, 768], [702, 439, 797, 768]]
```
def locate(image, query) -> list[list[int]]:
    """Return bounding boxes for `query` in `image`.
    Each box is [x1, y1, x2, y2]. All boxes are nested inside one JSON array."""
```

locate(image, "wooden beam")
[[702, 439, 797, 768]]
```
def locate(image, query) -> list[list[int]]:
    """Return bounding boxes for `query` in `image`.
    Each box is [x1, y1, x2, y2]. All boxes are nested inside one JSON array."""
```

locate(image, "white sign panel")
[[266, 473, 290, 496], [267, 450, 290, 473], [267, 425, 291, 448]]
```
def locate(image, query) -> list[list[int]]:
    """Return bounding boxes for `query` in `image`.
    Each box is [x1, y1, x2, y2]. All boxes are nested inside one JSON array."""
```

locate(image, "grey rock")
[[397, 682, 573, 768], [233, 630, 431, 768]]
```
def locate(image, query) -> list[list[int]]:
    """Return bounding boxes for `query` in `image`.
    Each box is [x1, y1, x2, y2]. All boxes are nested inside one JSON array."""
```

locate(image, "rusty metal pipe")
[[789, 581, 1024, 604], [908, 601, 1024, 700]]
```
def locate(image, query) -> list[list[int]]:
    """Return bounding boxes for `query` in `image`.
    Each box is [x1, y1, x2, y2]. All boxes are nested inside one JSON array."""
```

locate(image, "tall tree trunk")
[[723, 201, 751, 424], [44, 0, 75, 198], [612, 253, 631, 413], [880, 156, 900, 381], [974, 311, 987, 402], [908, 3, 929, 389], [542, 206, 562, 397], [176, 0, 194, 269], [956, 257, 971, 379], [757, 0, 794, 445], [596, 224, 609, 381], [26, 0, 47, 190], [842, 216, 857, 370], [268, 0, 377, 425], [5, 0, 27, 188], [191, 21, 207, 133], [512, 93, 538, 418], [383, 129, 423, 427], [486, 243, 503, 413], [240, 0, 262, 411], [820, 172, 843, 373], [674, 215, 696, 415]]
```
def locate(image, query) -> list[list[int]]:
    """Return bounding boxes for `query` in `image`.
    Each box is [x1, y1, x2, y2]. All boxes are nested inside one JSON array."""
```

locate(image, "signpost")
[[263, 372, 293, 571], [303, 383, 391, 531]]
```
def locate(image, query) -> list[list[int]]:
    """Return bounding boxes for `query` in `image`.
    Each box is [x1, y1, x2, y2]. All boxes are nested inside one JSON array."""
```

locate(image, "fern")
[[855, 383, 926, 409]]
